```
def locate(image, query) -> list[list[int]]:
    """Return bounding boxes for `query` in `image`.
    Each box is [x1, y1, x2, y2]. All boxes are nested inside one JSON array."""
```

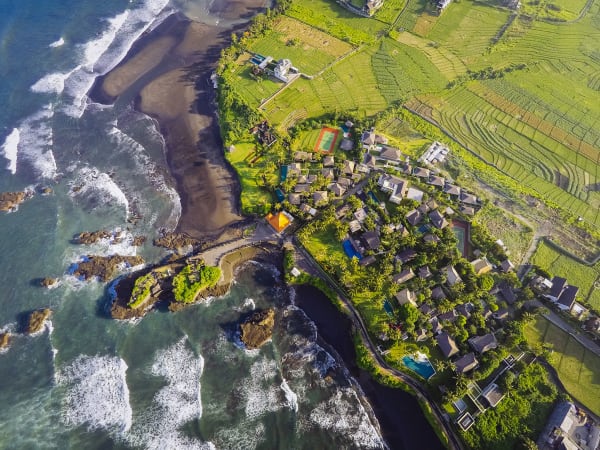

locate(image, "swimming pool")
[[383, 299, 394, 316], [402, 354, 435, 380], [342, 239, 362, 260]]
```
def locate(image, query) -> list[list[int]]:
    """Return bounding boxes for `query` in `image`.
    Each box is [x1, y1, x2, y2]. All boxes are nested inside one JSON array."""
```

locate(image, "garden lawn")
[[525, 315, 600, 416], [531, 241, 600, 310]]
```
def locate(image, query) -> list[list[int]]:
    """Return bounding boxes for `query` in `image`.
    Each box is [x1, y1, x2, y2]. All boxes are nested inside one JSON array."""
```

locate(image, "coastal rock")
[[26, 308, 52, 334], [73, 230, 118, 245], [153, 232, 203, 253], [40, 186, 53, 195], [73, 255, 144, 282], [0, 191, 33, 212], [40, 277, 58, 288], [0, 332, 10, 350], [132, 236, 147, 246], [239, 308, 275, 349]]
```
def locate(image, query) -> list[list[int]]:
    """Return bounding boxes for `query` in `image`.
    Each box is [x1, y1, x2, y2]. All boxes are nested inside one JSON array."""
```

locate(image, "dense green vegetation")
[[172, 262, 221, 303], [128, 273, 156, 308], [525, 315, 600, 415], [531, 240, 600, 311], [461, 362, 558, 450]]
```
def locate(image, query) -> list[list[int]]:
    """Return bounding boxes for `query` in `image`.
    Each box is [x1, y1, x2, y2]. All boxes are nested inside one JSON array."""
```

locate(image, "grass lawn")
[[225, 142, 277, 213], [525, 315, 600, 415], [531, 241, 600, 310]]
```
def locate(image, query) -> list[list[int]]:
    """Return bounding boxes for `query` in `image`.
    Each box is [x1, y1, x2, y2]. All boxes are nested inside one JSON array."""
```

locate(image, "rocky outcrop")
[[153, 232, 202, 253], [40, 277, 58, 288], [26, 309, 52, 334], [73, 230, 117, 245], [73, 255, 144, 282], [0, 191, 33, 212], [132, 236, 147, 246], [240, 308, 275, 349], [0, 332, 10, 350], [40, 186, 53, 195]]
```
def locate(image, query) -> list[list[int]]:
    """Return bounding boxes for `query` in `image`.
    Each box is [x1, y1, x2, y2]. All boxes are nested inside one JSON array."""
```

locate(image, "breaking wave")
[[127, 337, 214, 450], [68, 166, 130, 218], [0, 128, 19, 174], [57, 355, 132, 435]]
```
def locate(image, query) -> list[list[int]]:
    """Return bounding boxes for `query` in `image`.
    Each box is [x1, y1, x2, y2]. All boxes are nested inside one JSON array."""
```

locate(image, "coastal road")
[[292, 238, 465, 450]]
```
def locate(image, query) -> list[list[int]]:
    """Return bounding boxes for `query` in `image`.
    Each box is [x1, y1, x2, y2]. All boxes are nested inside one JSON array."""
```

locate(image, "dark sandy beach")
[[90, 3, 268, 239]]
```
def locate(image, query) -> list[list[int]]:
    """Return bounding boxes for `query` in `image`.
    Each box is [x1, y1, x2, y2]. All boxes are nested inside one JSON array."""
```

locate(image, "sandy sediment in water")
[[90, 8, 268, 239]]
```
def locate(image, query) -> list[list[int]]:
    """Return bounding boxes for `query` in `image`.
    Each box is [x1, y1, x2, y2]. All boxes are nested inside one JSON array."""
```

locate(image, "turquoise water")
[[402, 355, 436, 380]]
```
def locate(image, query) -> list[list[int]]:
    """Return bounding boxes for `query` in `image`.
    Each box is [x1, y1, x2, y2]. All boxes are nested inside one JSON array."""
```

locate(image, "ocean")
[[0, 1, 442, 448]]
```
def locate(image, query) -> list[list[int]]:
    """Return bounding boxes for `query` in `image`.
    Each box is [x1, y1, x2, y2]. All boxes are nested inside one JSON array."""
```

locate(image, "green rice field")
[[531, 241, 600, 310], [525, 315, 600, 416], [224, 0, 600, 235]]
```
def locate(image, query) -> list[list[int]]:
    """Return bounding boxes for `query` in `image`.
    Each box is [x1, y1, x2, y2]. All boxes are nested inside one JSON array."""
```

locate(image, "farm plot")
[[409, 83, 600, 226], [370, 38, 448, 104], [229, 55, 284, 107], [248, 16, 354, 76], [531, 240, 600, 310], [285, 0, 387, 46], [425, 0, 511, 65], [264, 48, 389, 126], [519, 0, 589, 22], [393, 31, 468, 80], [374, 0, 407, 25], [525, 316, 600, 416]]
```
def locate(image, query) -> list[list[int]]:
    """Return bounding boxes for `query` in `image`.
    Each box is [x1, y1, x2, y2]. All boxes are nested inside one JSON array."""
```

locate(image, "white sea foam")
[[281, 378, 299, 413], [309, 389, 385, 449], [6, 107, 57, 179], [108, 126, 181, 229], [30, 67, 78, 95], [54, 0, 171, 117], [1, 128, 19, 174], [243, 358, 287, 420], [49, 37, 65, 48], [69, 166, 130, 217], [57, 355, 132, 434], [127, 337, 214, 450]]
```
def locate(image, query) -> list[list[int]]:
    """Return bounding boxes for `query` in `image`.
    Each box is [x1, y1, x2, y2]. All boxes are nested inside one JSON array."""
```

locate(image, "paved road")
[[292, 238, 465, 450], [199, 221, 277, 267]]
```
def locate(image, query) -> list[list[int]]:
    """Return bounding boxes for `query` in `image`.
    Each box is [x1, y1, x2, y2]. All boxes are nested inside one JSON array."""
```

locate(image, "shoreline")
[[293, 284, 445, 450], [89, 6, 266, 241]]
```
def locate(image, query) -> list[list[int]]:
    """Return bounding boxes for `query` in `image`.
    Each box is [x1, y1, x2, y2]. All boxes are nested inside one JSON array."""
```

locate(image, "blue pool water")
[[280, 165, 288, 181], [275, 188, 285, 202], [342, 240, 362, 260], [402, 355, 435, 380], [383, 299, 394, 316], [368, 191, 380, 203]]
